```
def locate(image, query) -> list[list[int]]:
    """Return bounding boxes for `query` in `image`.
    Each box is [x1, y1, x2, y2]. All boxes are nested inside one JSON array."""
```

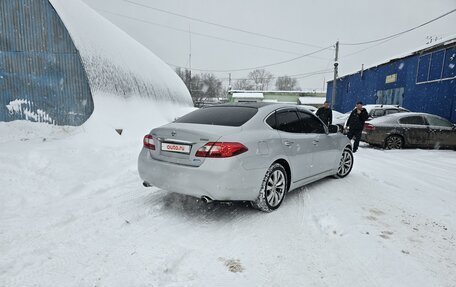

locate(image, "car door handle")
[[312, 139, 319, 145], [283, 140, 294, 146]]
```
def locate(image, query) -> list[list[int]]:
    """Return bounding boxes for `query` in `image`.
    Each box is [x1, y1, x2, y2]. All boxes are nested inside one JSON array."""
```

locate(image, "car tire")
[[251, 163, 288, 212], [334, 147, 354, 178], [385, 135, 404, 149]]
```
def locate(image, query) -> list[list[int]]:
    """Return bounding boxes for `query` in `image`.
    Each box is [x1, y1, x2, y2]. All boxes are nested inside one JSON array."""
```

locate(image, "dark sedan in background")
[[362, 112, 456, 149]]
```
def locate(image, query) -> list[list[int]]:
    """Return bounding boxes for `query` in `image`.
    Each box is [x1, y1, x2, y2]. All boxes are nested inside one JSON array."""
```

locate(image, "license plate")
[[161, 143, 191, 154]]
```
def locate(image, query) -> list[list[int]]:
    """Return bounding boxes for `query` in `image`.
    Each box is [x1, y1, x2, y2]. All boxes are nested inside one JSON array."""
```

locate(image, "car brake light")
[[195, 142, 248, 158], [364, 123, 376, 131], [143, 134, 155, 150]]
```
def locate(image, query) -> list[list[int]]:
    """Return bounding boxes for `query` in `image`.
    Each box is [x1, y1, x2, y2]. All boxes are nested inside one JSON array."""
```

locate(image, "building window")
[[442, 46, 456, 79], [417, 54, 431, 82], [417, 46, 456, 83], [428, 50, 445, 81]]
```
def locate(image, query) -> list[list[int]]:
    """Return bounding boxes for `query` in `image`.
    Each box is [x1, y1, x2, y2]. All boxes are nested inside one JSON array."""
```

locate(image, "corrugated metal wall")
[[0, 0, 93, 125], [327, 42, 456, 123]]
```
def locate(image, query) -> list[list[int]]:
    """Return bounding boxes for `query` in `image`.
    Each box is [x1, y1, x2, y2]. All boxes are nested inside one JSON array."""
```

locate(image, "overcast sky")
[[82, 0, 456, 91]]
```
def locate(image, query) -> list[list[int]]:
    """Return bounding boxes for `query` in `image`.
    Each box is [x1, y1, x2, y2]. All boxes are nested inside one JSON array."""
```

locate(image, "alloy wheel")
[[265, 170, 286, 207], [337, 149, 353, 177], [386, 135, 403, 149]]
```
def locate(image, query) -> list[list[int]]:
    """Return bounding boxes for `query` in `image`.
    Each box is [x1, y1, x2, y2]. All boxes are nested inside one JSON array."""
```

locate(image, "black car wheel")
[[385, 135, 404, 149], [251, 163, 288, 212]]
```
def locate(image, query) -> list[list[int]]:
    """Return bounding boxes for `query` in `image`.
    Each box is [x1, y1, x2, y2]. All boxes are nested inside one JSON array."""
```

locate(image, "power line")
[[167, 45, 334, 72], [294, 70, 333, 79], [340, 35, 402, 59], [123, 0, 324, 48], [340, 8, 456, 46], [97, 8, 330, 59]]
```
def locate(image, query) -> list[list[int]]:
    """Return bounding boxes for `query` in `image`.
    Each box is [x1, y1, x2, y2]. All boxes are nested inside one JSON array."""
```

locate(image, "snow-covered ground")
[[1, 116, 456, 286]]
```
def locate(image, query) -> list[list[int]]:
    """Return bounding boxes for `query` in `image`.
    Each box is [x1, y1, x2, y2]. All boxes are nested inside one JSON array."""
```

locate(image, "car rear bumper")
[[138, 148, 266, 201]]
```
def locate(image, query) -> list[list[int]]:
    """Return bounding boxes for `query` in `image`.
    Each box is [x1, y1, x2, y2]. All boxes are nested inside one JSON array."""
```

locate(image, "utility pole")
[[331, 41, 339, 106], [228, 73, 232, 89], [188, 25, 192, 96]]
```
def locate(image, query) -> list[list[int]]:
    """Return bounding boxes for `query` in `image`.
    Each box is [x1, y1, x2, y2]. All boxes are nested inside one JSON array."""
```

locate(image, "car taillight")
[[364, 123, 376, 131], [195, 142, 248, 158], [143, 134, 155, 150]]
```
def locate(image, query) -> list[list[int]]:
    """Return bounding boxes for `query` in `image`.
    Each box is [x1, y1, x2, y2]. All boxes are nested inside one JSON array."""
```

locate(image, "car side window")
[[399, 116, 426, 125], [265, 112, 276, 129], [385, 109, 399, 115], [426, 116, 453, 128], [276, 110, 301, 133], [298, 111, 326, 134], [373, 109, 384, 117]]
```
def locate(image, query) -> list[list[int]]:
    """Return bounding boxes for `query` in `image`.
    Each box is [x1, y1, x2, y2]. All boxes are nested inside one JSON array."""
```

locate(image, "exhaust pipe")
[[142, 181, 152, 187], [201, 196, 213, 204]]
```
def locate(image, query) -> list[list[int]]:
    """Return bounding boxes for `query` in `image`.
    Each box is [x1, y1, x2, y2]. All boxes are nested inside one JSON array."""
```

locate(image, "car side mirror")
[[328, 124, 339, 133]]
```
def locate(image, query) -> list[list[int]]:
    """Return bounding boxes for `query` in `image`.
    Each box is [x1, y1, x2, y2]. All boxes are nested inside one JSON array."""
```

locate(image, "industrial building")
[[327, 36, 456, 123]]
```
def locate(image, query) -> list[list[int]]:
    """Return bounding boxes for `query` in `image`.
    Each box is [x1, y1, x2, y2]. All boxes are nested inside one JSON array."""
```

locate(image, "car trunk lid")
[[147, 123, 241, 167]]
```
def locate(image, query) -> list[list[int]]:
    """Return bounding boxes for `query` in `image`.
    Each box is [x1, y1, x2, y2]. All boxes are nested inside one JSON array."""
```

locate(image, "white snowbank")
[[231, 92, 264, 99], [49, 0, 192, 106], [298, 96, 326, 105], [0, 119, 455, 286]]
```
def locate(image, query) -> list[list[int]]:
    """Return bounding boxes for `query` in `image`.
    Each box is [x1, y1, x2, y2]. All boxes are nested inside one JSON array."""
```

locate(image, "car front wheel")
[[251, 163, 288, 212]]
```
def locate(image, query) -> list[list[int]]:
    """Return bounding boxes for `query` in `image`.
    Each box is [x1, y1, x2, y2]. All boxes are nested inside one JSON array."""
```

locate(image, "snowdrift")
[[48, 0, 193, 134]]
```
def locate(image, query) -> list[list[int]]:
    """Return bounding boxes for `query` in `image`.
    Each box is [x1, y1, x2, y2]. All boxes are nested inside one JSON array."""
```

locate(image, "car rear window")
[[426, 115, 453, 127], [174, 106, 258, 126]]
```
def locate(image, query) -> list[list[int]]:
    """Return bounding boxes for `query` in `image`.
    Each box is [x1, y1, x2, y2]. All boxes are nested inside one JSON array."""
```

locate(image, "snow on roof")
[[330, 34, 456, 82], [298, 97, 326, 105], [232, 92, 264, 99], [49, 0, 192, 106]]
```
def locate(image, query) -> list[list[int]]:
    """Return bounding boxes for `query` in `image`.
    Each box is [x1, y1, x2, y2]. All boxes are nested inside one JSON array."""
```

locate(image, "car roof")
[[383, 112, 431, 117], [210, 102, 275, 108], [369, 112, 448, 123], [363, 104, 407, 112], [364, 104, 401, 107], [204, 102, 301, 112]]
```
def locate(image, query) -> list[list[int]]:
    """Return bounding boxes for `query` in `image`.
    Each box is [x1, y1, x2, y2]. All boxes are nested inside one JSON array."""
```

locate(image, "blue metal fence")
[[0, 0, 93, 126]]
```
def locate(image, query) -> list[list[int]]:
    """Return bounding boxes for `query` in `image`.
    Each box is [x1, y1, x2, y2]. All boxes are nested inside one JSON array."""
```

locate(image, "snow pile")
[[298, 96, 326, 105], [49, 0, 192, 106], [83, 94, 195, 141], [1, 116, 455, 286]]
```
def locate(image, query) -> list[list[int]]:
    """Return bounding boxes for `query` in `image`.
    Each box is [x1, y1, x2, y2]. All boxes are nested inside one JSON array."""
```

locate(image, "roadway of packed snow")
[[1, 112, 455, 287]]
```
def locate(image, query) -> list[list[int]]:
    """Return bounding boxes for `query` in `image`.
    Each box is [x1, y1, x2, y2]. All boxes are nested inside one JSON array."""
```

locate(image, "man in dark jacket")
[[346, 101, 369, 152], [316, 101, 332, 126]]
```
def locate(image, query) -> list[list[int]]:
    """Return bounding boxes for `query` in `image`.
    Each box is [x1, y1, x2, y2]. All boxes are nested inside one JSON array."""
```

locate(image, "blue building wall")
[[327, 42, 456, 123], [0, 0, 93, 125]]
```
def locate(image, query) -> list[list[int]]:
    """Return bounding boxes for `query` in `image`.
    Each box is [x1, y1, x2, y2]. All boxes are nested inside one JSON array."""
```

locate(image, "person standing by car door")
[[346, 101, 369, 152], [316, 101, 332, 126]]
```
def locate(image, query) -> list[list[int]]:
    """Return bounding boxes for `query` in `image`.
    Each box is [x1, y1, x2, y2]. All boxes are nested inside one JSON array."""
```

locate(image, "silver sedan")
[[138, 103, 354, 212]]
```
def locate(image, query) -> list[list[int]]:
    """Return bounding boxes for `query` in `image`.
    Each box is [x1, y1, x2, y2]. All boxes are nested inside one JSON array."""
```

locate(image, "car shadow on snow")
[[143, 190, 258, 223], [142, 175, 350, 222]]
